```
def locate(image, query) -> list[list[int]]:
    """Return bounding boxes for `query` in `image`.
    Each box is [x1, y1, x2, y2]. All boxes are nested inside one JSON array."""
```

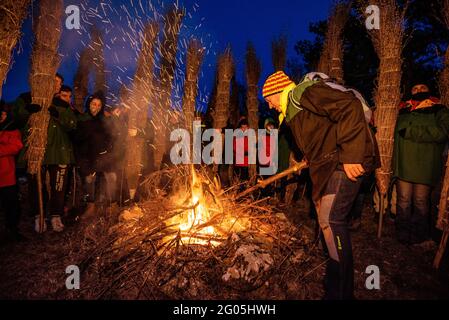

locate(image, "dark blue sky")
[[2, 0, 332, 108]]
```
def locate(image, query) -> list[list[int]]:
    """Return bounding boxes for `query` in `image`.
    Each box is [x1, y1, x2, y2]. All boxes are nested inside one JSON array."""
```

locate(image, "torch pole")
[[377, 193, 385, 239], [235, 160, 308, 200], [37, 169, 45, 233]]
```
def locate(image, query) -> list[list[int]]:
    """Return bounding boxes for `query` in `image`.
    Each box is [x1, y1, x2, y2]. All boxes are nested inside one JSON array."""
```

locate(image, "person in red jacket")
[[0, 101, 24, 241]]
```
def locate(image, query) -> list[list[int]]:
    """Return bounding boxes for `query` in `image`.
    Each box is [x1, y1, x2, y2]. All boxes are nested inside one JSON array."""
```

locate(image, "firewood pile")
[[60, 167, 323, 299]]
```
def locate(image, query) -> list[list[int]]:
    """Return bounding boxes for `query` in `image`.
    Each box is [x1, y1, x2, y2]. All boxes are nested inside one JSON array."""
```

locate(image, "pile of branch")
[[61, 166, 320, 299]]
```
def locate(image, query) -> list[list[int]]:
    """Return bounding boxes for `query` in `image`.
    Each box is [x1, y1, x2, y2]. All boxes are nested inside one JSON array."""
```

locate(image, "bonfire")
[[62, 164, 319, 300]]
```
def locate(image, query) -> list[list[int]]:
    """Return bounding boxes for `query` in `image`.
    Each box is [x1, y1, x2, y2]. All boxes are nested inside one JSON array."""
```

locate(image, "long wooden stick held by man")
[[25, 0, 63, 233], [235, 160, 308, 200]]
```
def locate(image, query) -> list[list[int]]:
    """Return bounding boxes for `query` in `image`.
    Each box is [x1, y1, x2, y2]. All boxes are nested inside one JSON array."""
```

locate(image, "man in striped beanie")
[[262, 71, 380, 300]]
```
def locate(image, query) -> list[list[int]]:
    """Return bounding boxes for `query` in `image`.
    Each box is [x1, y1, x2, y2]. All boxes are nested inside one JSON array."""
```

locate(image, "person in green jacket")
[[13, 77, 77, 233], [393, 83, 449, 244]]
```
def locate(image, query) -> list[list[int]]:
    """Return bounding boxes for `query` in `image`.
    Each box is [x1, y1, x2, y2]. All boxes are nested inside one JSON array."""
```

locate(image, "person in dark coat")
[[73, 92, 118, 218], [393, 84, 449, 244], [0, 101, 24, 241], [262, 71, 380, 300]]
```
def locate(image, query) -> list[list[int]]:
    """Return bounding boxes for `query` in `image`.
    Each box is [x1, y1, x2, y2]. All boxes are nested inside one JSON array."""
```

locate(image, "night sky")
[[2, 0, 333, 109]]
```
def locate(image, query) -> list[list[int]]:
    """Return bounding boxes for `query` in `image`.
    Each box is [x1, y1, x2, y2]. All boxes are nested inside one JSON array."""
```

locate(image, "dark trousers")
[[396, 179, 431, 244], [0, 185, 21, 232], [83, 171, 117, 203], [29, 165, 70, 218], [233, 166, 249, 181], [349, 174, 374, 220], [315, 170, 362, 300]]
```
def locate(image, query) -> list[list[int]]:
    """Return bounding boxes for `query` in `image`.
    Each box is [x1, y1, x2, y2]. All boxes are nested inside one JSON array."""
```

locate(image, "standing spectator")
[[13, 75, 77, 233], [393, 84, 449, 244], [73, 92, 118, 218], [0, 101, 24, 241]]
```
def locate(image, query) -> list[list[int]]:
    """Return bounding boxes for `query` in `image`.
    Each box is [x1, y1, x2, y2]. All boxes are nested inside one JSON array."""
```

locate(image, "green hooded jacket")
[[393, 104, 449, 186], [13, 93, 77, 167]]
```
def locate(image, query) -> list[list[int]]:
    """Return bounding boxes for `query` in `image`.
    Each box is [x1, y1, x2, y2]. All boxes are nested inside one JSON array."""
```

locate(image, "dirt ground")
[[0, 188, 448, 300]]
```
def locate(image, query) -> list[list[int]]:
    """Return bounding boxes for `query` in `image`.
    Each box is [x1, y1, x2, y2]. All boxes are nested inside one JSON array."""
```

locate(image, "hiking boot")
[[34, 216, 47, 234], [51, 216, 65, 232]]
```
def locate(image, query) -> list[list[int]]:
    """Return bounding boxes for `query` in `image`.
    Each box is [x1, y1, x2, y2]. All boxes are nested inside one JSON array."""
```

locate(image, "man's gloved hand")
[[398, 128, 407, 138], [48, 106, 59, 118], [25, 104, 42, 114]]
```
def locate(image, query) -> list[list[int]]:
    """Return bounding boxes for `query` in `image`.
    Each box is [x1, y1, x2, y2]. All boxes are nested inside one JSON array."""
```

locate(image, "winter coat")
[[13, 93, 77, 166], [283, 80, 380, 201], [393, 99, 449, 186], [0, 116, 23, 187], [72, 107, 118, 176]]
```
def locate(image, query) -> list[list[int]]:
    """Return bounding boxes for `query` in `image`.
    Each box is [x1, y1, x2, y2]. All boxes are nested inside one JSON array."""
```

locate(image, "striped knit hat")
[[262, 71, 294, 98]]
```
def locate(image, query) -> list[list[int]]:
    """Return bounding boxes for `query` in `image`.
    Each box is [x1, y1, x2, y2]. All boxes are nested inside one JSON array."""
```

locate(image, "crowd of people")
[[0, 74, 128, 237], [0, 70, 448, 299]]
